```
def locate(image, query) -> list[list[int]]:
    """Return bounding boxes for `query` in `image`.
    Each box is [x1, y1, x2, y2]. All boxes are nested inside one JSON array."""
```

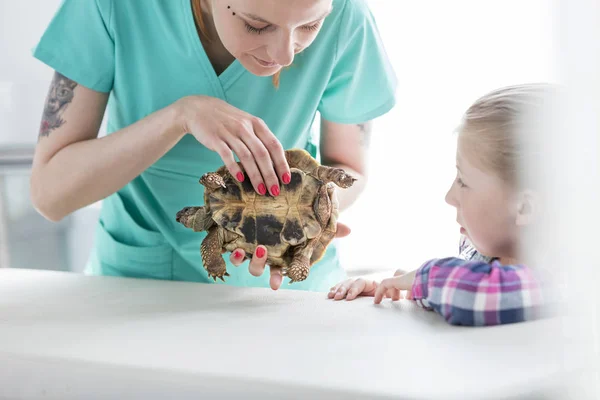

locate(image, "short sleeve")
[[32, 0, 115, 93], [318, 0, 397, 124]]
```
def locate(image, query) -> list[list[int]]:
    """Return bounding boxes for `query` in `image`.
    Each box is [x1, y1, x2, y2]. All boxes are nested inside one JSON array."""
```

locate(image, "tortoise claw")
[[209, 271, 230, 282]]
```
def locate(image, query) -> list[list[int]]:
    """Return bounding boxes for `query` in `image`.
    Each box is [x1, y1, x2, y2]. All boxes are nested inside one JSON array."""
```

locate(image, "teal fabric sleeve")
[[33, 0, 115, 92], [318, 0, 397, 124]]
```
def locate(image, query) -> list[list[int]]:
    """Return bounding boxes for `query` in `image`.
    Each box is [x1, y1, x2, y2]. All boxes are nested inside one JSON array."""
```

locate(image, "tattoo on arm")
[[357, 122, 372, 147], [39, 72, 78, 138]]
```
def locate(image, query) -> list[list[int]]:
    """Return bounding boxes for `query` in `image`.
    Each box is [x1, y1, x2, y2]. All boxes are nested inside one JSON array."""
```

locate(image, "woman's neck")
[[193, 0, 235, 75]]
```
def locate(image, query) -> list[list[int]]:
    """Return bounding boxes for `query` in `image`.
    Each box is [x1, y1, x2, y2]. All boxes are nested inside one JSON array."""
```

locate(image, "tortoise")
[[175, 148, 356, 283]]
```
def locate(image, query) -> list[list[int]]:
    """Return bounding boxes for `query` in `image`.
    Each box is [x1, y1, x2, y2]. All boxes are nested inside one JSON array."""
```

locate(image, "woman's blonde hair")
[[192, 0, 282, 88], [457, 83, 556, 187]]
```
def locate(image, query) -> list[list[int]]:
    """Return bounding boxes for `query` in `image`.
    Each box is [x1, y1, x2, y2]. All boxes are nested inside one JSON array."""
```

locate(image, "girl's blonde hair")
[[192, 0, 282, 88], [457, 83, 556, 187]]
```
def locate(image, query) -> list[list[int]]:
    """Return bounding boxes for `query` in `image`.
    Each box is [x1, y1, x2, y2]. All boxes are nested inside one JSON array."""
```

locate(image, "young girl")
[[328, 83, 552, 326]]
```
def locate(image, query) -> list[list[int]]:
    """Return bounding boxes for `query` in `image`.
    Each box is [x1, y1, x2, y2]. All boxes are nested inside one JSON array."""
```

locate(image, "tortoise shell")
[[176, 149, 356, 283], [209, 166, 329, 266]]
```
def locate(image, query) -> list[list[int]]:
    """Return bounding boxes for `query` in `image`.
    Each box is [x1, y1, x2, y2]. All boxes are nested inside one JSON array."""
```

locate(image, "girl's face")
[[444, 136, 520, 259], [207, 0, 333, 76]]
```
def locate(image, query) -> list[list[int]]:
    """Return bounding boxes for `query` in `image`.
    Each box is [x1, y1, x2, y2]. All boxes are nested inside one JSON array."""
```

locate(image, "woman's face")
[[207, 0, 333, 76]]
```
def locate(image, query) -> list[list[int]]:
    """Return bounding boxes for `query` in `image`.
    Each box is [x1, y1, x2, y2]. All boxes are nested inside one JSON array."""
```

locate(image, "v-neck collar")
[[182, 0, 246, 97]]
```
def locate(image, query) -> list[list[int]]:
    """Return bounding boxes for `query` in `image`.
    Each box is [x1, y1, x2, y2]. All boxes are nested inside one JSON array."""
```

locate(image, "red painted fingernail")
[[236, 172, 244, 182], [258, 183, 267, 195], [256, 247, 265, 258], [282, 172, 291, 184], [233, 250, 242, 259], [271, 185, 280, 196]]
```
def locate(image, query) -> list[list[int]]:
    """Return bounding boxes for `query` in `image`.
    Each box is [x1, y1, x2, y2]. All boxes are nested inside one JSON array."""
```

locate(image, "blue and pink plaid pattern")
[[411, 257, 545, 326]]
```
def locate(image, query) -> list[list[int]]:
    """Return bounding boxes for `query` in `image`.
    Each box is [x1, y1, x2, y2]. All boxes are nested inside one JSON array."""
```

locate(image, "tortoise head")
[[337, 173, 357, 189], [200, 172, 226, 189]]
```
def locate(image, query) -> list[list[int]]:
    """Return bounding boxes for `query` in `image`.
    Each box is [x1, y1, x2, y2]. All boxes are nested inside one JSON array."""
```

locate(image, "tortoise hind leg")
[[284, 244, 316, 283], [285, 183, 339, 282], [285, 149, 356, 188], [201, 226, 230, 281]]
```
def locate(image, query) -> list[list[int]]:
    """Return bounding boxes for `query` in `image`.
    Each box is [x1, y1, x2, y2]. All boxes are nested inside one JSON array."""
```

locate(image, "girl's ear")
[[515, 189, 538, 226]]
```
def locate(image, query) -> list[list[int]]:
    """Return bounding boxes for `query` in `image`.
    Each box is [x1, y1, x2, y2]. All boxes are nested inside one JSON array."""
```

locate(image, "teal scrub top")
[[33, 0, 397, 292]]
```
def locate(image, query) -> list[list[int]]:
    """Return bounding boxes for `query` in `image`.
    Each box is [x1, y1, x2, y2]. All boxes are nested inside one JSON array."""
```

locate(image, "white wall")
[[0, 0, 64, 145], [338, 0, 558, 273]]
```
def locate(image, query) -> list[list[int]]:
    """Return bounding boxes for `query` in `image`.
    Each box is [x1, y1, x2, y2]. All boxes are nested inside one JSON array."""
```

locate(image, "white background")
[[338, 0, 558, 273]]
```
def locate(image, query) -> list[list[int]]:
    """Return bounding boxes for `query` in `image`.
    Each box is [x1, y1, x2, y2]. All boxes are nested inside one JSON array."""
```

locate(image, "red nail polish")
[[256, 247, 265, 258], [236, 172, 244, 182], [233, 250, 242, 259], [282, 172, 291, 184], [271, 185, 280, 196], [258, 183, 267, 195]]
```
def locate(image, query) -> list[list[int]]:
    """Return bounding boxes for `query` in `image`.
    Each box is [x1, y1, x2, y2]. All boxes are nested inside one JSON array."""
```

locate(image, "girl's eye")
[[456, 177, 467, 188], [245, 23, 269, 34]]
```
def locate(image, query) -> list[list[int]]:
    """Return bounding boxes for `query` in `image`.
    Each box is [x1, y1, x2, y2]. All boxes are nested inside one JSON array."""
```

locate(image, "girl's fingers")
[[345, 279, 368, 300]]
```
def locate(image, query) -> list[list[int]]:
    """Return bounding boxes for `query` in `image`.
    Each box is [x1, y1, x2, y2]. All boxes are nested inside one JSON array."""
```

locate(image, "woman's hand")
[[373, 269, 418, 304], [176, 95, 291, 196], [229, 222, 352, 290]]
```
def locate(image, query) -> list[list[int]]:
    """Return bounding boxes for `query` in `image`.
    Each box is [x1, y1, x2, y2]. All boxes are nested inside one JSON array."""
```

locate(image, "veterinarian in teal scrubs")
[[31, 0, 397, 292]]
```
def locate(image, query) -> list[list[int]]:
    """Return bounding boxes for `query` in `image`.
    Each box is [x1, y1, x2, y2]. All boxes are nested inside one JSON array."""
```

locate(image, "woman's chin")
[[240, 57, 282, 77]]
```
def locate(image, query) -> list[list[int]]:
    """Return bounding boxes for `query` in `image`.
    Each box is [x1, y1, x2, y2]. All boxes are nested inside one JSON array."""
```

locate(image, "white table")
[[0, 269, 579, 399]]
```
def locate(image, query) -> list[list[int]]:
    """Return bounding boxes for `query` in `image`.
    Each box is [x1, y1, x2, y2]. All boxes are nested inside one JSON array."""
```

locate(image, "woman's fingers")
[[227, 138, 266, 193], [187, 97, 288, 195], [228, 246, 280, 290], [335, 222, 351, 238], [212, 141, 244, 183], [269, 265, 283, 290], [239, 128, 281, 197], [247, 245, 268, 277], [229, 249, 246, 266], [228, 116, 289, 197], [252, 117, 291, 187]]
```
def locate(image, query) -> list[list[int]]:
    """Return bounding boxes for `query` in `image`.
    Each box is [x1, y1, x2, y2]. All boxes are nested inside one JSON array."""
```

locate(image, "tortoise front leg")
[[176, 206, 211, 232], [199, 172, 227, 190], [201, 226, 230, 281], [315, 166, 356, 188]]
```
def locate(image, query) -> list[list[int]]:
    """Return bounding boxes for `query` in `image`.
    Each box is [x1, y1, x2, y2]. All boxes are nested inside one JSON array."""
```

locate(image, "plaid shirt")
[[410, 237, 545, 326]]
